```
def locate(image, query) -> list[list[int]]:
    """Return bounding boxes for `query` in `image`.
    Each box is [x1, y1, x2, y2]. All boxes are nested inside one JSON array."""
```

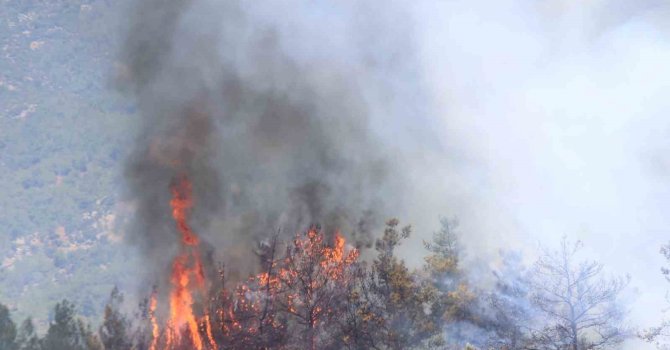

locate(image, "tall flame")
[[148, 176, 359, 349], [150, 176, 212, 350]]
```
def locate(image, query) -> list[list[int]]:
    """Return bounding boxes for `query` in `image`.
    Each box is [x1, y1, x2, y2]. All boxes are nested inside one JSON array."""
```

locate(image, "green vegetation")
[[0, 0, 138, 326]]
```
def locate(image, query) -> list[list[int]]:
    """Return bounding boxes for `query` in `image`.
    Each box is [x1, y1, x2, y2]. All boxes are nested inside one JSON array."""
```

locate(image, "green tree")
[[423, 218, 484, 348], [364, 219, 437, 350], [99, 287, 131, 350], [42, 300, 102, 350], [0, 303, 17, 350], [15, 318, 40, 350], [78, 321, 103, 350]]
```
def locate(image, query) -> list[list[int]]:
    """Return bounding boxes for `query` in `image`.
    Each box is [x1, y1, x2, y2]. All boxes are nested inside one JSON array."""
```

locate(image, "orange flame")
[[168, 255, 203, 349], [170, 177, 199, 246], [149, 292, 159, 350], [149, 176, 213, 350], [205, 313, 216, 349], [148, 177, 359, 349]]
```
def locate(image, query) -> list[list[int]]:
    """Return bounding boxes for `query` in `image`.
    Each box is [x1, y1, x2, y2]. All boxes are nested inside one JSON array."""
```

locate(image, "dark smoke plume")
[[120, 0, 418, 281]]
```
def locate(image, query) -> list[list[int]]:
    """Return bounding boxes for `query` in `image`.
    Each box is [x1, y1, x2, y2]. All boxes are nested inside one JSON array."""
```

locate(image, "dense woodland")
[[1, 218, 667, 350], [1, 0, 138, 324]]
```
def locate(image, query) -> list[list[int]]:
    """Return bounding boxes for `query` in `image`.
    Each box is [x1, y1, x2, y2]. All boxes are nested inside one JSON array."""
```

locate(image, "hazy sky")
[[400, 1, 670, 348]]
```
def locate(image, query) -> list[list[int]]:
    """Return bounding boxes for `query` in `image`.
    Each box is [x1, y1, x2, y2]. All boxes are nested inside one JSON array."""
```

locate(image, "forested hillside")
[[2, 2, 670, 349], [0, 0, 137, 327]]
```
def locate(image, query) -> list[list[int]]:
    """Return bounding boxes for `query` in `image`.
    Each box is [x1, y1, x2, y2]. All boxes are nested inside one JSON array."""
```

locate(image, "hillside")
[[0, 0, 138, 328]]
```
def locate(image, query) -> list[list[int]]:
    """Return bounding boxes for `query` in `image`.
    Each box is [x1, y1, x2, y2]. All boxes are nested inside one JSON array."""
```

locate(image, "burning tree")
[[202, 228, 359, 350], [133, 173, 450, 350], [143, 176, 216, 350], [276, 228, 359, 349], [141, 173, 362, 350], [207, 237, 288, 349]]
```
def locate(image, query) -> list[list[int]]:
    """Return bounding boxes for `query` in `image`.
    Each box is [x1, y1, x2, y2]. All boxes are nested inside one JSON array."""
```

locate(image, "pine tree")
[[277, 227, 359, 350], [362, 219, 435, 350], [423, 218, 484, 348], [78, 320, 103, 350], [99, 287, 131, 350], [42, 300, 102, 350], [424, 218, 461, 286], [0, 303, 17, 350], [15, 318, 40, 350]]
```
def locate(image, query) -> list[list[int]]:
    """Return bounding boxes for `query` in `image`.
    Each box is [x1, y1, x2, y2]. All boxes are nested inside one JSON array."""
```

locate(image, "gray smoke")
[[120, 0, 424, 280], [116, 1, 670, 348]]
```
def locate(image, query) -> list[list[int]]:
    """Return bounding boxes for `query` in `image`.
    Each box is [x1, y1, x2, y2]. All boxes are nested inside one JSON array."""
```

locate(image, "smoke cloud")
[[410, 1, 670, 348], [120, 0, 422, 281], [119, 1, 670, 348]]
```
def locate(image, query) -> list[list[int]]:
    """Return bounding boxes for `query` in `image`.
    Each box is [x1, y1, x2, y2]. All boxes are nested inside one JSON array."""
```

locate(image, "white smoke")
[[406, 1, 670, 348]]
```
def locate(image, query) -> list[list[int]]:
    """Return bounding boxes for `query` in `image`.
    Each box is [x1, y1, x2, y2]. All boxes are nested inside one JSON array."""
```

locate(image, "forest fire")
[[149, 176, 360, 350], [147, 176, 214, 350], [0, 1, 651, 350]]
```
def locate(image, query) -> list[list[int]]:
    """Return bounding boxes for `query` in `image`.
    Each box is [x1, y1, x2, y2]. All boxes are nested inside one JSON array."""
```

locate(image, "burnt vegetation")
[[0, 218, 639, 350]]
